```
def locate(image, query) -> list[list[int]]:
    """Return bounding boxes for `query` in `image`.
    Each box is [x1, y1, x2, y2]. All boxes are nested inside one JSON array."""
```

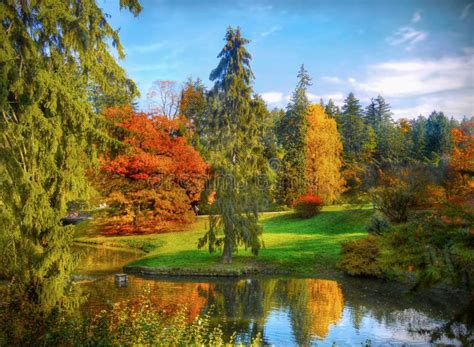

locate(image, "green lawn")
[[75, 204, 373, 275]]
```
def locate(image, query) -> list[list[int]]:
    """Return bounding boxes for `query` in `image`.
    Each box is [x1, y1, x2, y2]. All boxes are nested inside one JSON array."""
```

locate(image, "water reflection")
[[74, 245, 463, 346]]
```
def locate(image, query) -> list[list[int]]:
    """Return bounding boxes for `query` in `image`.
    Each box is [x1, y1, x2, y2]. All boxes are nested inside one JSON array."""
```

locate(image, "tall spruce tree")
[[276, 65, 311, 206], [425, 111, 453, 159], [365, 95, 403, 165], [338, 92, 375, 161], [324, 99, 340, 118], [0, 0, 141, 314], [198, 27, 268, 263]]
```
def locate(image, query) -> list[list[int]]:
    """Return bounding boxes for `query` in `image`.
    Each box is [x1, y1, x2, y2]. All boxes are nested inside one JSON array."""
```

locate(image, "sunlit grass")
[[75, 204, 373, 274]]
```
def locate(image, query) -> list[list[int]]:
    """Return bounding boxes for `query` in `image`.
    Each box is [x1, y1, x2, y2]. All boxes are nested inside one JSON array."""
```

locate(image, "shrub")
[[366, 213, 390, 235], [339, 235, 384, 277], [369, 183, 415, 223], [293, 194, 323, 218]]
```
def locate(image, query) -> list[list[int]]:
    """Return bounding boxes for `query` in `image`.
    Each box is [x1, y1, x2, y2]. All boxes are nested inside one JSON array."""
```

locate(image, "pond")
[[73, 244, 465, 346]]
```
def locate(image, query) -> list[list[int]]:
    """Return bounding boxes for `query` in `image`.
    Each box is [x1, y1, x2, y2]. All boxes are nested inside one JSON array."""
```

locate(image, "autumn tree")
[[447, 123, 474, 199], [198, 27, 269, 263], [0, 0, 141, 316], [97, 106, 208, 234], [305, 105, 345, 203], [276, 65, 311, 206]]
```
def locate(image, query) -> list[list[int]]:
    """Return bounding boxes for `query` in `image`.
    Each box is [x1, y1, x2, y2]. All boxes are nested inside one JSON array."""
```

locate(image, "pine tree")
[[276, 65, 311, 205], [365, 95, 404, 165], [338, 93, 375, 161], [0, 0, 141, 314], [324, 99, 340, 118], [198, 27, 268, 263], [425, 111, 453, 159], [409, 116, 428, 161]]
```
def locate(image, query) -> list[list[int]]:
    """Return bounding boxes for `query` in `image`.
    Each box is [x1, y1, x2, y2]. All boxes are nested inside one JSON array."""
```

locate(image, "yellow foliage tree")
[[305, 104, 345, 203]]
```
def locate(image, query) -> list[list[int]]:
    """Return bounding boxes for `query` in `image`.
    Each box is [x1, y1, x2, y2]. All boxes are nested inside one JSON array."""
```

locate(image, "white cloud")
[[392, 90, 474, 119], [461, 2, 473, 19], [321, 76, 343, 84], [261, 26, 281, 37], [353, 52, 474, 98], [386, 27, 428, 50], [412, 10, 422, 23], [348, 77, 356, 84], [260, 92, 284, 104]]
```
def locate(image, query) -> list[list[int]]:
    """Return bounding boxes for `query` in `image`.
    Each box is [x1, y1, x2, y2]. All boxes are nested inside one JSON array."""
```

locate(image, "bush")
[[369, 183, 415, 223], [339, 235, 384, 277], [366, 213, 390, 235], [293, 194, 323, 218]]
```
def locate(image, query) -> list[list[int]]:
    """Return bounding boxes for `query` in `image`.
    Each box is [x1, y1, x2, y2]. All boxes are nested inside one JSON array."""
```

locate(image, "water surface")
[[74, 244, 464, 346]]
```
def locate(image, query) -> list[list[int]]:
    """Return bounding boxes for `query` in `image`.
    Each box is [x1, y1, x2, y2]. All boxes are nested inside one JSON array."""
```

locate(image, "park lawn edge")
[[74, 204, 373, 277]]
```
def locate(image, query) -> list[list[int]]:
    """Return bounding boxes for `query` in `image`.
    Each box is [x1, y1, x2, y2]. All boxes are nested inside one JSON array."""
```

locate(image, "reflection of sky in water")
[[74, 245, 463, 346]]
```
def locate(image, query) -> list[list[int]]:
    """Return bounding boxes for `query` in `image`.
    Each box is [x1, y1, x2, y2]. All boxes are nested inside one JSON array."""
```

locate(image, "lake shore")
[[75, 205, 373, 277]]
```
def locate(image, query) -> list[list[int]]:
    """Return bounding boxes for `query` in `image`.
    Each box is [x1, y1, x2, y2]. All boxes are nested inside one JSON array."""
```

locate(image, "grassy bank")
[[75, 205, 373, 276]]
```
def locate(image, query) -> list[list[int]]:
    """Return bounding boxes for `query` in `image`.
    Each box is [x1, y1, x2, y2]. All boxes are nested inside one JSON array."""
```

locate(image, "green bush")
[[339, 235, 384, 277], [369, 183, 415, 223], [366, 213, 390, 235], [293, 194, 323, 218]]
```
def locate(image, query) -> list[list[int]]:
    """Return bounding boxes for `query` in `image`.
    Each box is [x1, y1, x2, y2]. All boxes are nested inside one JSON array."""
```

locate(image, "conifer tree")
[[0, 0, 141, 313], [276, 65, 311, 206], [365, 95, 403, 165], [324, 99, 340, 118], [338, 93, 375, 161], [198, 27, 268, 263], [425, 111, 453, 159]]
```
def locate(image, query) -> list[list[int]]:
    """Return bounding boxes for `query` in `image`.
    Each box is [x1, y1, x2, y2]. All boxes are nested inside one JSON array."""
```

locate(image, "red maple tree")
[[96, 106, 208, 235]]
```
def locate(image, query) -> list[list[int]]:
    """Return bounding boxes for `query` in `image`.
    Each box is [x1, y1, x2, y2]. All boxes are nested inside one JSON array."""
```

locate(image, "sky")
[[101, 0, 474, 120]]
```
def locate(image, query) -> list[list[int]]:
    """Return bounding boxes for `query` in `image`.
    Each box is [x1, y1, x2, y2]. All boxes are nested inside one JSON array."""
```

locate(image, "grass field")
[[75, 204, 373, 275]]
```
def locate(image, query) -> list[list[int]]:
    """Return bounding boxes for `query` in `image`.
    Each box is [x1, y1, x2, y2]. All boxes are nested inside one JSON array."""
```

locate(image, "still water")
[[74, 244, 464, 346]]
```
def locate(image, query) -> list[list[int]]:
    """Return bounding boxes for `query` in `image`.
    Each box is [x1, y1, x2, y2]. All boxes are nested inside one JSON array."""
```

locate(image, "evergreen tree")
[[198, 27, 268, 263], [409, 116, 428, 161], [0, 0, 141, 314], [425, 111, 453, 159], [365, 95, 403, 165], [338, 93, 375, 161], [276, 64, 311, 205], [324, 99, 340, 118]]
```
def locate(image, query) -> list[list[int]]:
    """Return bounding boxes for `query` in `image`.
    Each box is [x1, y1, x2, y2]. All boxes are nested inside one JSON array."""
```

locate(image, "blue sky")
[[101, 0, 474, 119]]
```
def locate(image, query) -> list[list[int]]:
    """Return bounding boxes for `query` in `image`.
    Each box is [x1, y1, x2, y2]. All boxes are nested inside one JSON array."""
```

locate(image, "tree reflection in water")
[[74, 246, 469, 345]]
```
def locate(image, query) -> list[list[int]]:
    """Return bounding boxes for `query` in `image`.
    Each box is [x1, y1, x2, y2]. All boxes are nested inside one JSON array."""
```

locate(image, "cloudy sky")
[[102, 0, 474, 119]]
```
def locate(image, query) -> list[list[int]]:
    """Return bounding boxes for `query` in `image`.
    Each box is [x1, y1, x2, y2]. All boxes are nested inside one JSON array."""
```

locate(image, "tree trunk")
[[222, 238, 233, 264]]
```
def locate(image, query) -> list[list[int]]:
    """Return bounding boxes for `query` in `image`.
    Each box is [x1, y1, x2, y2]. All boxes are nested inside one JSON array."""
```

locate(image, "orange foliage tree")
[[448, 124, 474, 200], [305, 104, 345, 203], [96, 106, 208, 234]]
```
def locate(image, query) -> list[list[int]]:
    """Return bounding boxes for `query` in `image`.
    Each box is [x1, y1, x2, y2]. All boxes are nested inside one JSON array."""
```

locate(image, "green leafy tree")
[[198, 27, 268, 263], [276, 65, 311, 206], [179, 78, 209, 152], [0, 0, 141, 314]]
